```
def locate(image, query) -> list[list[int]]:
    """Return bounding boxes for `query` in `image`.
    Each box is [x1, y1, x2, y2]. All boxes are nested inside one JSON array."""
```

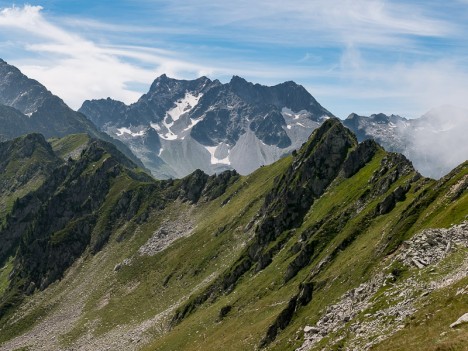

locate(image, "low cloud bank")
[[403, 106, 468, 179]]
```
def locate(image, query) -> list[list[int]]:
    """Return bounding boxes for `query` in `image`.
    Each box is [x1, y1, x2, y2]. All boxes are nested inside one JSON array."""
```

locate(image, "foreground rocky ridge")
[[298, 221, 468, 351], [0, 120, 467, 351]]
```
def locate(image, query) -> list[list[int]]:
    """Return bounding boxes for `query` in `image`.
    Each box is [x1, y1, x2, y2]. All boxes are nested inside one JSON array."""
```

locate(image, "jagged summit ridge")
[[79, 75, 334, 178]]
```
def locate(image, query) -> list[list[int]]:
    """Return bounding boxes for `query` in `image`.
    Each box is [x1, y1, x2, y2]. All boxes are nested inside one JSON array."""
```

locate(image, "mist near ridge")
[[401, 105, 468, 179]]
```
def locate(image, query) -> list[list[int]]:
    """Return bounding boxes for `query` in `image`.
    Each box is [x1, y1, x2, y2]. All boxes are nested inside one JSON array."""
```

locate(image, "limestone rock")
[[450, 313, 468, 328]]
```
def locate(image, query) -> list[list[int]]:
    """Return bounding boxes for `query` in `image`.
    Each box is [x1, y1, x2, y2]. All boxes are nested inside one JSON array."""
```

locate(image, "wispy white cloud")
[[0, 2, 467, 120], [308, 57, 468, 118], [155, 0, 454, 47], [0, 5, 215, 108], [404, 105, 468, 178]]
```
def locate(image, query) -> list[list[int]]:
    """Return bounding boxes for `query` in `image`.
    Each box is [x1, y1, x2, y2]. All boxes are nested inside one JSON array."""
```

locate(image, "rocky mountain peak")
[[346, 113, 360, 120], [79, 74, 336, 178], [229, 75, 250, 87], [0, 59, 52, 115], [294, 118, 357, 171], [148, 74, 213, 95], [369, 113, 391, 123]]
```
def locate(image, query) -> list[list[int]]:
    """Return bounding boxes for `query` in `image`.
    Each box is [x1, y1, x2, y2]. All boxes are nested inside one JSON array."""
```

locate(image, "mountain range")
[[0, 59, 146, 170], [1, 58, 466, 180], [79, 74, 333, 178], [80, 73, 467, 180], [0, 58, 467, 351]]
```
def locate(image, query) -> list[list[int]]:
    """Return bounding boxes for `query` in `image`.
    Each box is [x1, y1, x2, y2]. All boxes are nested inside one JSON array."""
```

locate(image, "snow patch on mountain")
[[282, 107, 308, 120], [150, 123, 161, 132], [205, 144, 231, 165], [281, 108, 321, 147], [166, 92, 202, 122], [281, 107, 323, 133], [160, 121, 178, 140], [183, 117, 203, 132], [116, 127, 146, 137], [156, 92, 203, 141]]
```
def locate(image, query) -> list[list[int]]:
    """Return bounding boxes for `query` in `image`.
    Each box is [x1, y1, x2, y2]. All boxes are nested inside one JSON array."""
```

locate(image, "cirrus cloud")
[[0, 2, 467, 119]]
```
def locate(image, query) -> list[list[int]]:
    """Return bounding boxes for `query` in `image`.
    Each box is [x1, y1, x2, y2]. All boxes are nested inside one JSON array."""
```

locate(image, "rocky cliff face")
[[79, 75, 334, 178]]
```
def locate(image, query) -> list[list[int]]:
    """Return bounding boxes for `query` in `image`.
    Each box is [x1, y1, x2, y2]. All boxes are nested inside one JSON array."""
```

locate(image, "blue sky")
[[0, 1, 467, 118]]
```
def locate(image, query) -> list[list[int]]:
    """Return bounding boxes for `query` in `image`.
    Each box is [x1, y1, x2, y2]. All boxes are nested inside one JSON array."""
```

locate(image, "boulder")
[[450, 313, 468, 328]]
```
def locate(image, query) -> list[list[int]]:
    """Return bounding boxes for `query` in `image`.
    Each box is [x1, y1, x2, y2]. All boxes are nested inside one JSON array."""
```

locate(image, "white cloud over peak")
[[0, 5, 214, 108], [0, 2, 467, 119]]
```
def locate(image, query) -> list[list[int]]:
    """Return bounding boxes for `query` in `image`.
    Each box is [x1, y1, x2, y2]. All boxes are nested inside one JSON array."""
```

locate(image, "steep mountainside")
[[0, 120, 466, 351], [80, 75, 334, 178], [0, 135, 152, 316], [0, 59, 146, 170], [0, 104, 39, 142], [0, 134, 62, 223]]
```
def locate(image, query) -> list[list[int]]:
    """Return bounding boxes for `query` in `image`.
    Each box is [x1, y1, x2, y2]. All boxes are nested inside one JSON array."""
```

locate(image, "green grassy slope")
[[0, 122, 466, 351], [0, 134, 62, 225], [142, 123, 467, 351], [48, 133, 91, 160]]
